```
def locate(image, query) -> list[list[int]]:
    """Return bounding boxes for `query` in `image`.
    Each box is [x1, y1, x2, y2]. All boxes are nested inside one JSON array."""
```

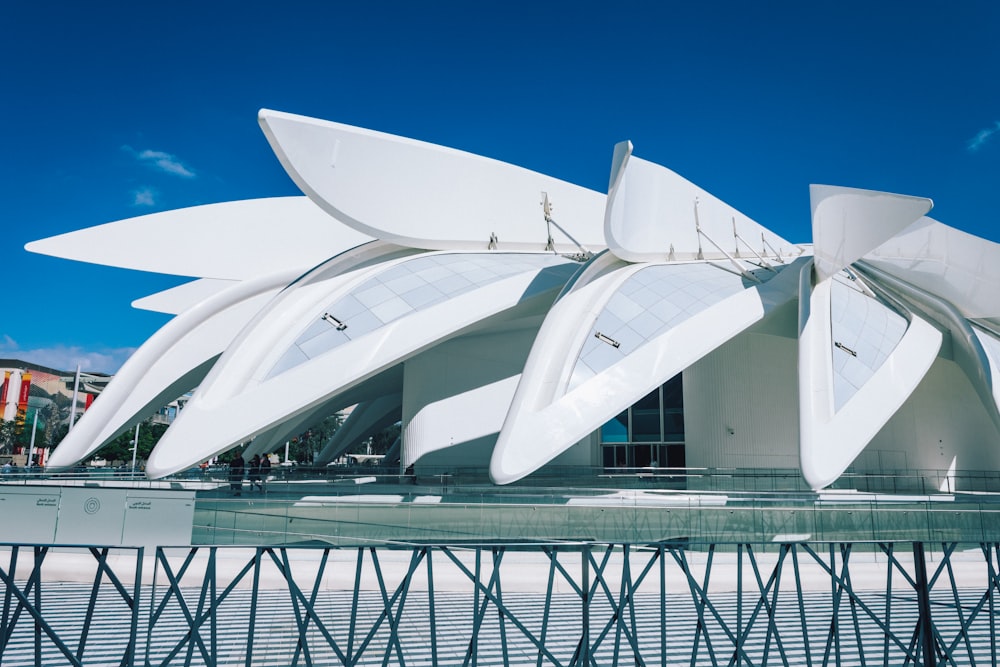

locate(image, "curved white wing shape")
[[145, 251, 579, 477], [604, 141, 798, 263], [810, 185, 932, 283], [315, 394, 402, 464], [490, 253, 805, 485], [26, 197, 371, 280], [973, 326, 1000, 412], [797, 264, 942, 489], [132, 279, 237, 314], [865, 217, 1000, 319], [855, 261, 1000, 433], [259, 110, 607, 253], [44, 268, 301, 470]]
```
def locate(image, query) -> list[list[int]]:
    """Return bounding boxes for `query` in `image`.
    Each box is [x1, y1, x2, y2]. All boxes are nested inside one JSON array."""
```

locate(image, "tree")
[[93, 420, 169, 465], [365, 422, 401, 456], [0, 420, 13, 456], [288, 413, 344, 464]]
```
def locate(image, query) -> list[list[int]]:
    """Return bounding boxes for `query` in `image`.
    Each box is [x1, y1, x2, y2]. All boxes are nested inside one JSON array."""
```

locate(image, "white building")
[[30, 111, 1000, 490]]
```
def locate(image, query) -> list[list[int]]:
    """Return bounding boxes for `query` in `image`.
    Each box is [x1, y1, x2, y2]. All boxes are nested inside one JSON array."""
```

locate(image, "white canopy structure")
[[31, 110, 1000, 490]]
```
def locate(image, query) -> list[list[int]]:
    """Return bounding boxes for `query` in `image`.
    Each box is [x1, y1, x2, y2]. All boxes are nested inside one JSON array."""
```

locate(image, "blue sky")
[[3, 1, 999, 373]]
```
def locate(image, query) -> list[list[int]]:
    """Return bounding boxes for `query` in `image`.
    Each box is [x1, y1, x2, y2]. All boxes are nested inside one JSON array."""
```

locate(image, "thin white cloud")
[[122, 145, 196, 178], [967, 121, 1000, 152], [132, 187, 156, 206], [0, 336, 135, 374]]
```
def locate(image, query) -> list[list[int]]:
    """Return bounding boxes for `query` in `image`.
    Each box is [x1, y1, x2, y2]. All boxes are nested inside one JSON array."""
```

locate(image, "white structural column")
[[315, 394, 402, 464]]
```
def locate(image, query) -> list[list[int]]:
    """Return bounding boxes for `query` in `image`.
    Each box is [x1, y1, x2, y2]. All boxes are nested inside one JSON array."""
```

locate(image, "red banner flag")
[[15, 372, 31, 433], [0, 371, 9, 416]]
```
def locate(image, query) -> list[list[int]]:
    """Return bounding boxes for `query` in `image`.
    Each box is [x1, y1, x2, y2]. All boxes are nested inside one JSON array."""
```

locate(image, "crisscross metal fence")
[[3, 540, 1000, 665]]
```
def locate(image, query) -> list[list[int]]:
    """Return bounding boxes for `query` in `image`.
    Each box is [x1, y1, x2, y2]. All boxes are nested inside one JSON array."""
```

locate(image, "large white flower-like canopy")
[[30, 110, 1000, 489]]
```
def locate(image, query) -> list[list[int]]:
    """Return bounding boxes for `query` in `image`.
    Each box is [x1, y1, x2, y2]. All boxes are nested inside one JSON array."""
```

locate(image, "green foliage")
[[283, 413, 344, 463], [92, 420, 169, 465], [364, 422, 401, 456], [0, 418, 46, 457]]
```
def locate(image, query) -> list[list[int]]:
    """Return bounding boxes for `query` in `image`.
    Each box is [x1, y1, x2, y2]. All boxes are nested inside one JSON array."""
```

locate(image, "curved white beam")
[[797, 261, 942, 489], [145, 251, 578, 477], [855, 261, 1000, 433], [604, 140, 798, 263], [26, 197, 371, 280], [490, 254, 805, 485], [315, 394, 402, 464], [810, 185, 931, 283], [259, 109, 607, 253], [132, 279, 238, 315], [45, 268, 301, 470], [865, 217, 1000, 319]]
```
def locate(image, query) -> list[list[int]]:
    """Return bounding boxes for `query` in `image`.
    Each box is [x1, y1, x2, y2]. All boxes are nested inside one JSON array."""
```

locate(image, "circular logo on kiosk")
[[83, 497, 101, 515]]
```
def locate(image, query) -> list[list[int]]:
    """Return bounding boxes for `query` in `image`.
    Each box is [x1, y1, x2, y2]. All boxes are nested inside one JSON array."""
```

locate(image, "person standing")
[[260, 454, 272, 493], [249, 454, 262, 491], [229, 456, 245, 496]]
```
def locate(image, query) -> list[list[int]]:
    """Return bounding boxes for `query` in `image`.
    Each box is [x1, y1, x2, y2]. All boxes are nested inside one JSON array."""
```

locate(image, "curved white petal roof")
[[865, 217, 1000, 319], [132, 279, 237, 315], [605, 141, 798, 263], [26, 196, 371, 280], [810, 185, 932, 283], [259, 109, 607, 253]]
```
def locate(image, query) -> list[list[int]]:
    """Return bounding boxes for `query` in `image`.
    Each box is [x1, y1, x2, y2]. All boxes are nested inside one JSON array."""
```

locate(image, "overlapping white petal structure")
[[28, 110, 1000, 490]]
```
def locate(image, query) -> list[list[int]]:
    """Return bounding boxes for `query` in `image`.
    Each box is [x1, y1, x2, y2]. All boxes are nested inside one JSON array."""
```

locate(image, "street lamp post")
[[130, 423, 140, 473], [27, 410, 38, 472]]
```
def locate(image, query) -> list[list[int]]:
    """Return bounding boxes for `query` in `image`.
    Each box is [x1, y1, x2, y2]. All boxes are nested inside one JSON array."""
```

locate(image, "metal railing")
[[0, 544, 144, 666], [6, 462, 1000, 495], [2, 539, 1000, 665]]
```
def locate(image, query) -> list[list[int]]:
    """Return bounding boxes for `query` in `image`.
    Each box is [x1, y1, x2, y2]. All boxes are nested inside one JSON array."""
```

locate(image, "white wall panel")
[[860, 357, 1000, 488], [683, 332, 799, 470], [403, 326, 539, 471]]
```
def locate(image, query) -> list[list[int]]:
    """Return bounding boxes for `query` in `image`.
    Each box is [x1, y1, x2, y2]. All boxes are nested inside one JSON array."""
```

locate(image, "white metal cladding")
[[402, 327, 537, 467], [683, 331, 799, 470], [864, 357, 1000, 480]]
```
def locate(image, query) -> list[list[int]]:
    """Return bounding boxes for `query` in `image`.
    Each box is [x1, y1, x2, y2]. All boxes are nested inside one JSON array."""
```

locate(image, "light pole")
[[130, 423, 140, 473], [27, 410, 38, 472]]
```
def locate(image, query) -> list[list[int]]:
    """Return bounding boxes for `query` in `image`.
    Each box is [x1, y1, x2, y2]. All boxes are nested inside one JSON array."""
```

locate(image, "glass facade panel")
[[599, 375, 685, 468], [663, 410, 685, 441], [632, 389, 661, 442], [601, 412, 629, 443]]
